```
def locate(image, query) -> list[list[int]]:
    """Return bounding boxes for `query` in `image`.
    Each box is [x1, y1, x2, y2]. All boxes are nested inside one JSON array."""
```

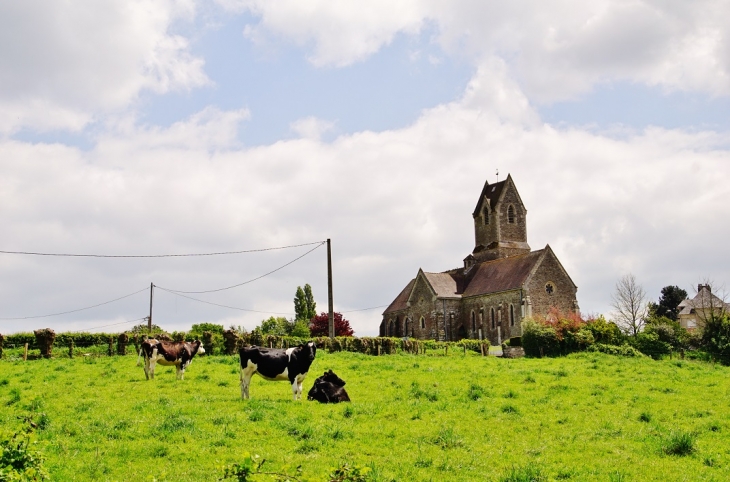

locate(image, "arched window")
[[491, 307, 496, 329], [507, 205, 515, 224], [510, 304, 515, 326], [471, 311, 476, 334], [420, 316, 426, 329], [405, 318, 410, 337], [483, 208, 489, 225]]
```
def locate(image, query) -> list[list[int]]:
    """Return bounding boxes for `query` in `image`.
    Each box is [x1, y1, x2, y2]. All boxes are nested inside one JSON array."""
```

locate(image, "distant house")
[[678, 284, 730, 331], [380, 174, 579, 345]]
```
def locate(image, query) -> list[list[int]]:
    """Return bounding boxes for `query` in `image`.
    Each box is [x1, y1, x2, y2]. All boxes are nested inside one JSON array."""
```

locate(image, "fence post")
[[23, 343, 28, 361], [445, 345, 448, 356], [68, 340, 74, 359], [464, 345, 467, 355], [107, 337, 114, 357]]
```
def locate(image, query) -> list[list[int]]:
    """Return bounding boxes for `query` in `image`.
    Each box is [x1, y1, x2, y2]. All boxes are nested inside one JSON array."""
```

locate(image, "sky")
[[1, 0, 729, 336]]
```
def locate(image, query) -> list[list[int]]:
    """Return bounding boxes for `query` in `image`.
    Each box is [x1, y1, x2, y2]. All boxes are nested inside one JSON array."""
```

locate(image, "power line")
[[155, 287, 294, 315], [0, 287, 149, 321], [158, 241, 325, 294], [71, 317, 147, 333], [341, 304, 389, 313], [0, 241, 325, 258]]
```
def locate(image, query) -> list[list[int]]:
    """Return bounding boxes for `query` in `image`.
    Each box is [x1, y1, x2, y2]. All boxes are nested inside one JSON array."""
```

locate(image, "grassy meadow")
[[1, 350, 730, 481]]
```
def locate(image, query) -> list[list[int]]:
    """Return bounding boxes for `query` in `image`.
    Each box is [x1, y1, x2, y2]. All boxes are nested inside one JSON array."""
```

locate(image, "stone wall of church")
[[498, 185, 527, 243], [459, 290, 524, 345], [525, 251, 577, 316]]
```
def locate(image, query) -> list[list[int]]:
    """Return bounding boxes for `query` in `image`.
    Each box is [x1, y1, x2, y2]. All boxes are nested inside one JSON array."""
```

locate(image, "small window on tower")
[[507, 205, 515, 224], [483, 208, 489, 225], [420, 316, 425, 329]]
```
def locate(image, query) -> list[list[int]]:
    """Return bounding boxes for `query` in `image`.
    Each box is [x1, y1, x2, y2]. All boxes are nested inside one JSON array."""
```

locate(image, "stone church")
[[380, 174, 579, 345]]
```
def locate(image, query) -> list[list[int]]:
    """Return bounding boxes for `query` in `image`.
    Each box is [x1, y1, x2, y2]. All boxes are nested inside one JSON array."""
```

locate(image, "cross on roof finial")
[[496, 169, 499, 182]]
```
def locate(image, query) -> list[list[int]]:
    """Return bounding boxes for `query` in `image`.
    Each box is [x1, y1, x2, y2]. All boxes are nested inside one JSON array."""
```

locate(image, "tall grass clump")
[[500, 464, 546, 482], [662, 431, 696, 456]]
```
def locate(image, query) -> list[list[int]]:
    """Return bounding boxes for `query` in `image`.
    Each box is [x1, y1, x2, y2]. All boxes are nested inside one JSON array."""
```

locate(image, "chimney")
[[698, 284, 711, 293]]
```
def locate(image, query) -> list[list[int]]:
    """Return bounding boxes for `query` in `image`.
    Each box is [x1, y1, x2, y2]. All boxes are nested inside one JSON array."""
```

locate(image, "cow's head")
[[321, 370, 346, 387], [192, 340, 205, 355], [300, 342, 316, 362]]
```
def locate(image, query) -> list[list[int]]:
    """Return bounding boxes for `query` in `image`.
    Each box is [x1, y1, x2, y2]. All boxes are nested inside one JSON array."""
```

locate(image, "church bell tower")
[[467, 174, 530, 265]]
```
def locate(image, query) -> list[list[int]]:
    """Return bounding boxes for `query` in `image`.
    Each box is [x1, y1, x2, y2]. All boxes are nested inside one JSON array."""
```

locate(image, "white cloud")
[[228, 0, 730, 100], [233, 0, 425, 67], [1, 69, 729, 336], [0, 0, 208, 134], [290, 116, 335, 140]]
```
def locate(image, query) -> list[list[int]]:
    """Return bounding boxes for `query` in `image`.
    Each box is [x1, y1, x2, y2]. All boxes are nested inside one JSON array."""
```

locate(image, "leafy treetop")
[[648, 285, 688, 321], [294, 284, 317, 323], [309, 312, 354, 337]]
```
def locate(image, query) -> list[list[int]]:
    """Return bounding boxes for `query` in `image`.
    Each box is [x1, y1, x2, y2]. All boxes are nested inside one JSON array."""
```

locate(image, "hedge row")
[[0, 330, 495, 358]]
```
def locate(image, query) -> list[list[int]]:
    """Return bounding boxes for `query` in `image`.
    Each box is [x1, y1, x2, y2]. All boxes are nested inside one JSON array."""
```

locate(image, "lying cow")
[[307, 370, 350, 403], [137, 338, 205, 380], [239, 342, 317, 400]]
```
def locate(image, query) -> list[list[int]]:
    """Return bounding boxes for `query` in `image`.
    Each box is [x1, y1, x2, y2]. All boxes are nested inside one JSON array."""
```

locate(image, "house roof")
[[472, 179, 506, 217], [382, 278, 415, 314], [680, 286, 730, 314], [461, 249, 544, 297], [422, 272, 461, 299]]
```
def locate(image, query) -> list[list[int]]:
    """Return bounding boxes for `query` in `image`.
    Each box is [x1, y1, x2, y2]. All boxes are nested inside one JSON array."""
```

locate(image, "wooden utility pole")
[[148, 282, 154, 331], [327, 239, 334, 339]]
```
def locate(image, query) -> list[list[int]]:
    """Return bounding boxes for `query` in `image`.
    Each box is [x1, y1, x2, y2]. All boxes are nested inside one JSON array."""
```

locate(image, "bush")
[[587, 343, 645, 357], [631, 332, 672, 360], [700, 314, 730, 365], [522, 320, 560, 357], [584, 315, 624, 345]]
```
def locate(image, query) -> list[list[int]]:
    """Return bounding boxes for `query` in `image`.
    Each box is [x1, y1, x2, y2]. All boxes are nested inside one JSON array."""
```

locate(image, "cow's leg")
[[240, 366, 254, 400], [150, 348, 158, 379], [291, 379, 299, 401], [143, 356, 150, 380], [176, 364, 182, 380], [297, 379, 304, 400]]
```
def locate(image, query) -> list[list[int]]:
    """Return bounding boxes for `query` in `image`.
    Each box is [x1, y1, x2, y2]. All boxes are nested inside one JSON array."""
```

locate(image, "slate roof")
[[472, 179, 506, 217], [384, 249, 547, 315], [461, 249, 544, 297], [383, 278, 415, 314], [423, 272, 460, 299], [679, 286, 730, 314]]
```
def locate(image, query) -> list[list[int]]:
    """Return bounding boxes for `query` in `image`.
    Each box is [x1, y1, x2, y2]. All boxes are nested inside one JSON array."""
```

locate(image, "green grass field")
[[1, 350, 729, 481]]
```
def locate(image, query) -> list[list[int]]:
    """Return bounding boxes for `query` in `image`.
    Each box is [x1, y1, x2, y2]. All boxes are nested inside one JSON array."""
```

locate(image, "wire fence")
[[1, 331, 727, 365]]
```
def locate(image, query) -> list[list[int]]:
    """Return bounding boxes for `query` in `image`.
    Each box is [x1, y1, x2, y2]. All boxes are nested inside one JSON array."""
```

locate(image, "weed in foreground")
[[662, 431, 696, 456], [638, 412, 652, 423], [468, 383, 486, 401], [432, 427, 464, 450], [500, 464, 546, 482], [501, 404, 519, 415]]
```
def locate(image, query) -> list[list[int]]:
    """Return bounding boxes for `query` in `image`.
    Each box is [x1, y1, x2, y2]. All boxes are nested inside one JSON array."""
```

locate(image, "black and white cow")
[[307, 370, 350, 403], [137, 338, 205, 380], [239, 342, 317, 400]]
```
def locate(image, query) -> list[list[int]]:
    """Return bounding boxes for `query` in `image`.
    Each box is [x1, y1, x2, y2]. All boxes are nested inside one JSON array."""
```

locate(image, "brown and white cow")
[[239, 342, 316, 400], [137, 338, 205, 380]]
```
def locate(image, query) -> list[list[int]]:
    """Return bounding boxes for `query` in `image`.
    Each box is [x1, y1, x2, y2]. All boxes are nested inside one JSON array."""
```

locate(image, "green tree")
[[254, 317, 290, 336], [289, 319, 311, 337], [294, 284, 317, 322], [648, 285, 688, 321]]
